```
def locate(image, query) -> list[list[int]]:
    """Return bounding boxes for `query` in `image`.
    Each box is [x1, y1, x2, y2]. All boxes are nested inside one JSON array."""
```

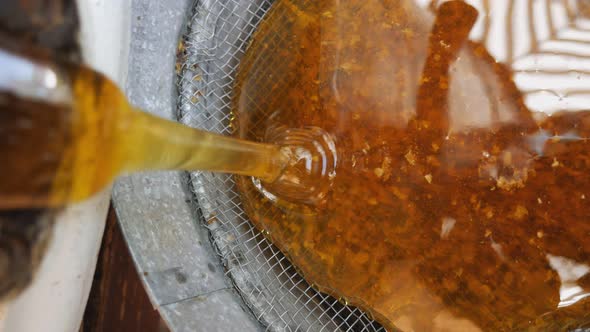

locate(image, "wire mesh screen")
[[175, 0, 590, 330], [175, 0, 385, 331]]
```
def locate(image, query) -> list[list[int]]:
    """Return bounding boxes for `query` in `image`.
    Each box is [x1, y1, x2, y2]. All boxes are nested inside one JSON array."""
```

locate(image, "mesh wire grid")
[[175, 0, 590, 330], [175, 0, 385, 331]]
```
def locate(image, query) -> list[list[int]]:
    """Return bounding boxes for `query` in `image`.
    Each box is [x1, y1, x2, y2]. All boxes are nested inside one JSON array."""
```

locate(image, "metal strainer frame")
[[176, 0, 384, 331]]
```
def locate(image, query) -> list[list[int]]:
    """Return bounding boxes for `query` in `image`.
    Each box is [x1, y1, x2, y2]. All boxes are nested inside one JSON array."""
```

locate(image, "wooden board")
[[82, 206, 170, 332]]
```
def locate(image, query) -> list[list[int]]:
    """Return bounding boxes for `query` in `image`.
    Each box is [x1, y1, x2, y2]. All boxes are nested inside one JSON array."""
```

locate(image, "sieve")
[[176, 1, 383, 330], [114, 0, 590, 331]]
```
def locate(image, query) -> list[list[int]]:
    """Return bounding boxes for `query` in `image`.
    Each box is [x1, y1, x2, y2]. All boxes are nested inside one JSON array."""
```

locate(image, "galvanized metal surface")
[[112, 0, 260, 331]]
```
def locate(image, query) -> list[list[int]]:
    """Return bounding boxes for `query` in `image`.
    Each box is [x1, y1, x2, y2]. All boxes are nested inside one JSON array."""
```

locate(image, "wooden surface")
[[82, 206, 170, 332]]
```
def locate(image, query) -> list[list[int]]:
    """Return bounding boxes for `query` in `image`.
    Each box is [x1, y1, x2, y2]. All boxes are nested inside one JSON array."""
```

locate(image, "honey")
[[0, 35, 293, 209], [234, 0, 590, 330]]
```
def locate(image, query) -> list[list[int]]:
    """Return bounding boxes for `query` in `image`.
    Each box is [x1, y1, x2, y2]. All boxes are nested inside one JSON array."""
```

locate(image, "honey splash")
[[234, 1, 590, 330]]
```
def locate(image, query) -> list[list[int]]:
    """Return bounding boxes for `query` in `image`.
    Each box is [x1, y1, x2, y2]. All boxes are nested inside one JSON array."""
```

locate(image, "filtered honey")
[[234, 0, 590, 330]]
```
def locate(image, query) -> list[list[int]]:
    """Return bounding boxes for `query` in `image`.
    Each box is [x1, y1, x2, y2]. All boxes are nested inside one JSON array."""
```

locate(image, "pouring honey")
[[234, 0, 590, 330], [0, 33, 331, 209]]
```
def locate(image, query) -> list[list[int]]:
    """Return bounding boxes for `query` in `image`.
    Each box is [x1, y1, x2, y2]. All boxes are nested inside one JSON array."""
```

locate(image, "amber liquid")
[[0, 44, 294, 209], [234, 1, 590, 330]]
